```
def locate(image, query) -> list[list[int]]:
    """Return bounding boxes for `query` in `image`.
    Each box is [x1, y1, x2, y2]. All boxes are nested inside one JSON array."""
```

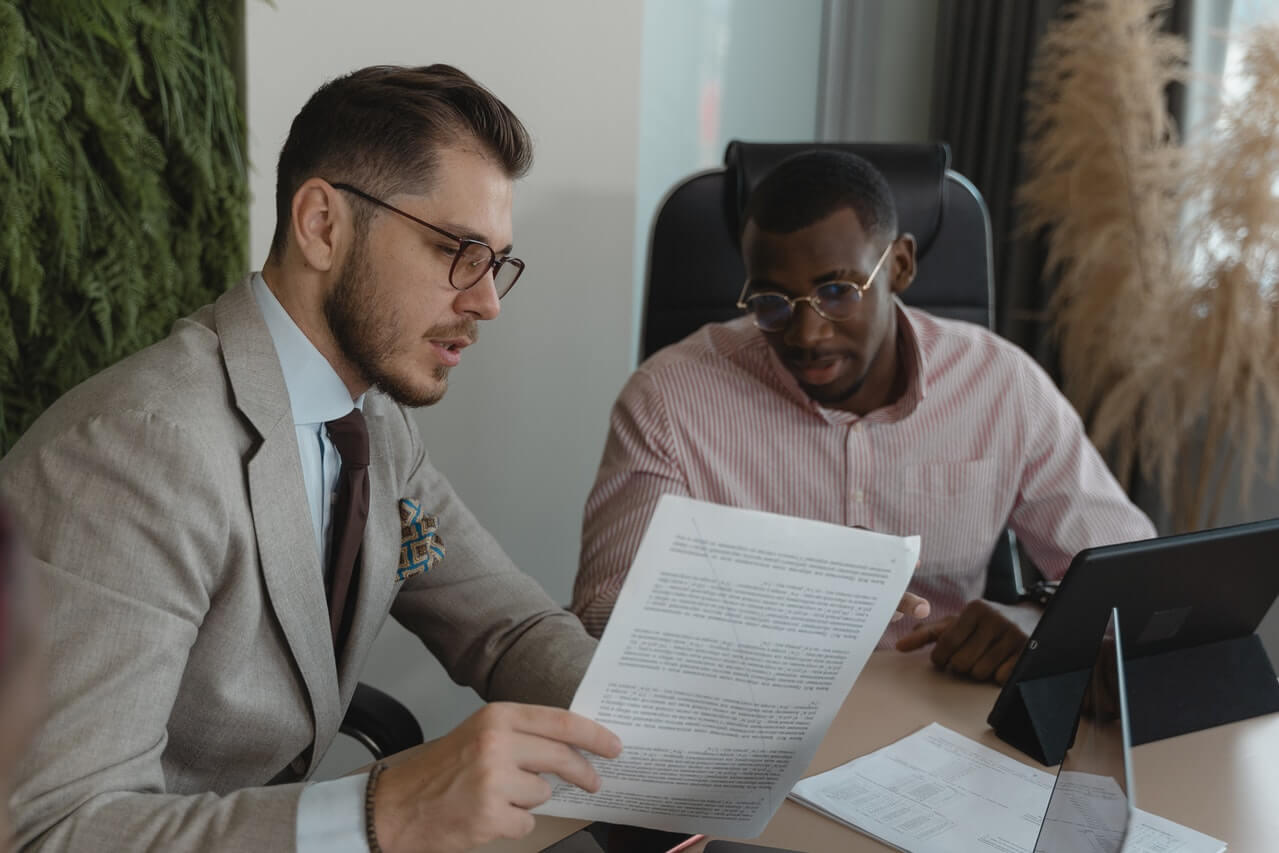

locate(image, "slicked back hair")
[[742, 150, 898, 241], [268, 64, 532, 260]]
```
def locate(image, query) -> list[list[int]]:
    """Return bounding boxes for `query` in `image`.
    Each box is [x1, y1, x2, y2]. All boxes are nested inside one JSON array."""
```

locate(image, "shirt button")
[[853, 422, 865, 433], [854, 489, 865, 503]]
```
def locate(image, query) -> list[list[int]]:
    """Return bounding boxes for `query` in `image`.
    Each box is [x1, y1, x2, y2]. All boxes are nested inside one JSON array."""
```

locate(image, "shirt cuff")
[[297, 771, 371, 853]]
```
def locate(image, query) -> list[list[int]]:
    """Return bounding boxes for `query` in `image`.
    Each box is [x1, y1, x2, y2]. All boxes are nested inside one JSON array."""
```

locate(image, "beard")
[[775, 342, 870, 405], [806, 367, 868, 405], [324, 236, 478, 408]]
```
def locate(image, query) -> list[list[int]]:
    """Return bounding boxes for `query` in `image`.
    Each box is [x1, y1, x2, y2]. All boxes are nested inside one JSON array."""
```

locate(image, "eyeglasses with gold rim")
[[736, 241, 894, 332]]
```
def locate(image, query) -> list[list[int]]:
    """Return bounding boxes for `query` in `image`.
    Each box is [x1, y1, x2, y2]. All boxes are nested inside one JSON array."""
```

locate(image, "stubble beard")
[[806, 367, 868, 406], [324, 237, 474, 408]]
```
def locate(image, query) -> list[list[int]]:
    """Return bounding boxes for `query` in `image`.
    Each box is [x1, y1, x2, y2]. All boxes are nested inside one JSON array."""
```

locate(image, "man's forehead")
[[393, 154, 515, 248], [744, 217, 874, 271]]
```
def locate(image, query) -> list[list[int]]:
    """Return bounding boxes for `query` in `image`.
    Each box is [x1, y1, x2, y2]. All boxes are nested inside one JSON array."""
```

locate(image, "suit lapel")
[[215, 279, 341, 771]]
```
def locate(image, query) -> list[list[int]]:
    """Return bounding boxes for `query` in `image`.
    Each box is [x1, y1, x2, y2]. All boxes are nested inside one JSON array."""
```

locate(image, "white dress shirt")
[[251, 273, 372, 852]]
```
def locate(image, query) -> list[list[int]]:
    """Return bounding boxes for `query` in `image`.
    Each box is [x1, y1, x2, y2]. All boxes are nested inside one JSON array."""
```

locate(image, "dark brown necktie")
[[325, 408, 369, 651]]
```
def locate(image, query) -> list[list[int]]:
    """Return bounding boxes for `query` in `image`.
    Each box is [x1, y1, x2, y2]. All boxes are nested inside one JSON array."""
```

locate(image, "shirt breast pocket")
[[902, 459, 997, 497]]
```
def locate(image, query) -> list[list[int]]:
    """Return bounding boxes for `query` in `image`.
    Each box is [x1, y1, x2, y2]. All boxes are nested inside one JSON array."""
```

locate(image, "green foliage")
[[0, 0, 247, 451]]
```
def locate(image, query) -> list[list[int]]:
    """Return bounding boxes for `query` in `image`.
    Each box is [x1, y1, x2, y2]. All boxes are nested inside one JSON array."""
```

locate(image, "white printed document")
[[789, 723, 1226, 853], [536, 494, 920, 837]]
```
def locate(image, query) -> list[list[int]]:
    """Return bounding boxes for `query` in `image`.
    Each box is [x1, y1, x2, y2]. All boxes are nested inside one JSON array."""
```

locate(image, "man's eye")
[[817, 282, 857, 300], [437, 244, 459, 257], [458, 244, 493, 269]]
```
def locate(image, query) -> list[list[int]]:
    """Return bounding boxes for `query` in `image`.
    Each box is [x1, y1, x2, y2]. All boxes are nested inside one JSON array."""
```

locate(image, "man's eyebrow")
[[436, 222, 514, 255], [811, 268, 863, 285]]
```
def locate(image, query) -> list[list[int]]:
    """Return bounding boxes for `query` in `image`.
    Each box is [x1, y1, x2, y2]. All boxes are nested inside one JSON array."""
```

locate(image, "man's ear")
[[889, 233, 918, 296], [289, 178, 347, 273]]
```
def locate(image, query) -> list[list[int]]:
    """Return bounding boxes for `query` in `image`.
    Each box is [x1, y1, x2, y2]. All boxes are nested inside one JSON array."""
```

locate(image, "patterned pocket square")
[[397, 498, 445, 581]]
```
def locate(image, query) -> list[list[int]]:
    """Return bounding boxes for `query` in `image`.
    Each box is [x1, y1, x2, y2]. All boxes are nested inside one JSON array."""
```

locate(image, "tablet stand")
[[992, 633, 1279, 765], [991, 668, 1091, 766], [1124, 633, 1279, 745]]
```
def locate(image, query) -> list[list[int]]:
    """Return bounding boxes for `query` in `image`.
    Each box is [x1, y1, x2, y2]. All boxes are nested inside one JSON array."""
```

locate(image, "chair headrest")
[[724, 141, 950, 255]]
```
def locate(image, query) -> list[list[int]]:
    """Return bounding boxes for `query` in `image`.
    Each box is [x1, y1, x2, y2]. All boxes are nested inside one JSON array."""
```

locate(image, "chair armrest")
[[984, 528, 1039, 604], [340, 682, 424, 760]]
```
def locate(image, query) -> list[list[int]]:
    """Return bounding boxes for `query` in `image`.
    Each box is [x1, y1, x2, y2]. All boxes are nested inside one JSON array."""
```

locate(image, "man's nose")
[[784, 300, 832, 347], [456, 270, 501, 321]]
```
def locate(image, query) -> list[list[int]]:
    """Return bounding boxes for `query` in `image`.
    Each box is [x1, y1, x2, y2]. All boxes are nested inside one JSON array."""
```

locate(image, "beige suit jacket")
[[0, 279, 597, 851]]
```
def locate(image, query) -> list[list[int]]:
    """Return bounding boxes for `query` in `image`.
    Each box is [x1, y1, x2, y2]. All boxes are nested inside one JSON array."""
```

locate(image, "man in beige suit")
[[0, 65, 620, 852]]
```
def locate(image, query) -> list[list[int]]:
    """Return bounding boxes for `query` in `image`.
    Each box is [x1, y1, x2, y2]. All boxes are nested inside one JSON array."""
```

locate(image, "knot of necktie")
[[325, 408, 369, 469]]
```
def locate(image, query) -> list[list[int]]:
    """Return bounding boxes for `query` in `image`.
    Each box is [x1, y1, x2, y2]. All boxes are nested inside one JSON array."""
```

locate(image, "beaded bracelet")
[[364, 762, 387, 853]]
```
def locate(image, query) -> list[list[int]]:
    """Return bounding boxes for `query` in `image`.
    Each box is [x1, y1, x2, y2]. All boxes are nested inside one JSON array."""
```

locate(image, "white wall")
[[632, 0, 824, 348], [245, 0, 646, 773]]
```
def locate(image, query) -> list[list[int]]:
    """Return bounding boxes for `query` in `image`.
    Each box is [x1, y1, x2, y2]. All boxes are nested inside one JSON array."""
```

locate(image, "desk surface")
[[481, 648, 1279, 853]]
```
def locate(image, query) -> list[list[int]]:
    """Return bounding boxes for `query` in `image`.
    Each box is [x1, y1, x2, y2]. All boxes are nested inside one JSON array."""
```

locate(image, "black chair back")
[[640, 141, 994, 360]]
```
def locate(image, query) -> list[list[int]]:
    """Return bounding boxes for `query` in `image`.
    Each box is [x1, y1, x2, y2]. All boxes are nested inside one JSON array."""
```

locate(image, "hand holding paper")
[[373, 703, 620, 851], [893, 590, 932, 624], [537, 495, 920, 837]]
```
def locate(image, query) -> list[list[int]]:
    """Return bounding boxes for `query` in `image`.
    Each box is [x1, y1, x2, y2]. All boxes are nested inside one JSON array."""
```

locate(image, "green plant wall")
[[0, 1, 248, 452]]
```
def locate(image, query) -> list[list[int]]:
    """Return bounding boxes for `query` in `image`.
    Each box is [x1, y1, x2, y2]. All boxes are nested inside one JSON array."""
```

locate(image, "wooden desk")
[[482, 648, 1279, 853]]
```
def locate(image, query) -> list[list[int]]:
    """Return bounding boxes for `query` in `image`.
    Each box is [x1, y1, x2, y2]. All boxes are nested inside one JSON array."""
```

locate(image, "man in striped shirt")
[[572, 150, 1155, 684]]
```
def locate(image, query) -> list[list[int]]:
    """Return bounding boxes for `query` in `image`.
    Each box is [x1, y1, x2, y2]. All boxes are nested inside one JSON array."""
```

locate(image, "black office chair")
[[641, 140, 1035, 603], [341, 683, 423, 759]]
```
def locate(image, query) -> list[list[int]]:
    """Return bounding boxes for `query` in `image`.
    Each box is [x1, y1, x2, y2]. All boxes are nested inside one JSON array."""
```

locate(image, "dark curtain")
[[931, 0, 1196, 371]]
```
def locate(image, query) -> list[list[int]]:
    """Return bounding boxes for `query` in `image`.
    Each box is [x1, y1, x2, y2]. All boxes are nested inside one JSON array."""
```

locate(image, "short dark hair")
[[269, 64, 533, 260], [742, 149, 897, 240]]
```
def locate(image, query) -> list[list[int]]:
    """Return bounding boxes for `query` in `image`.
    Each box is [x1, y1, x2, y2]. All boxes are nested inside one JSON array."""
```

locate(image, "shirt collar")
[[886, 299, 927, 418], [759, 297, 927, 424], [251, 272, 364, 426]]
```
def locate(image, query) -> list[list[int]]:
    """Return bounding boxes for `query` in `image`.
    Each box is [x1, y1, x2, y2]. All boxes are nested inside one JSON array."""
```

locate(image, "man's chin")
[[374, 368, 449, 408], [799, 374, 866, 406]]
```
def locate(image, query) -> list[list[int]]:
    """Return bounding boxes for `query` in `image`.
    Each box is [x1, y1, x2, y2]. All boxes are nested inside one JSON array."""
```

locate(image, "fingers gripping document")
[[536, 495, 920, 837]]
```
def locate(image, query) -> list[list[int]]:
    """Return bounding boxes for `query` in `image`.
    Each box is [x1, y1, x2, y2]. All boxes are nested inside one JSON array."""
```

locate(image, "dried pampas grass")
[[1021, 0, 1279, 530], [1168, 23, 1279, 529]]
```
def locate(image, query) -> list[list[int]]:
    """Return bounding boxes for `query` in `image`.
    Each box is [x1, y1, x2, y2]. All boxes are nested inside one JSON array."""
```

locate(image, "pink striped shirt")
[[572, 305, 1155, 647]]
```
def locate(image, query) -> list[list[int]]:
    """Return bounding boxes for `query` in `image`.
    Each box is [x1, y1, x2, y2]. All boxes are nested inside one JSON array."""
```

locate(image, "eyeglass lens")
[[749, 283, 861, 332], [453, 243, 523, 296], [491, 259, 522, 297]]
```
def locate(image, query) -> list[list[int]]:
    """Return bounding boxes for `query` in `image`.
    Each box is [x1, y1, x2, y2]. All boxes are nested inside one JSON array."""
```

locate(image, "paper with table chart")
[[534, 494, 920, 837], [789, 723, 1226, 853]]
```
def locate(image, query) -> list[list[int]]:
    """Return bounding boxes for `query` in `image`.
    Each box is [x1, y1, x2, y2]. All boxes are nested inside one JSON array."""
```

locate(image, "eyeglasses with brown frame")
[[736, 241, 894, 333], [330, 182, 525, 298]]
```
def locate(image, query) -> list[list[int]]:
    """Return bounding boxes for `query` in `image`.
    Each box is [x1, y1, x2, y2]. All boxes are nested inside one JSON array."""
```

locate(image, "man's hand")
[[372, 702, 621, 853], [895, 599, 1027, 684], [892, 591, 931, 624]]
